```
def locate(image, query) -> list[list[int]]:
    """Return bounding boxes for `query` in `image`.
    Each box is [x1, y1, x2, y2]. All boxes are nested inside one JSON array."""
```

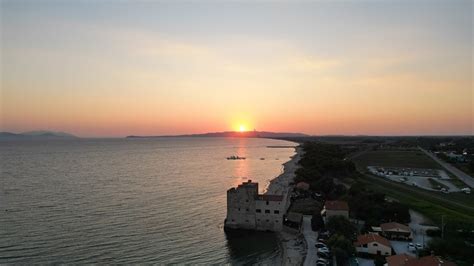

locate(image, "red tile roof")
[[381, 222, 411, 232], [296, 182, 310, 190], [324, 200, 349, 211], [405, 255, 456, 266], [354, 233, 391, 248], [386, 254, 415, 266]]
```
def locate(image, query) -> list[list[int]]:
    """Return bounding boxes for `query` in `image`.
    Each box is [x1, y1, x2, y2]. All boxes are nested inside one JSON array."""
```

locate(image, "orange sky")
[[1, 1, 472, 137]]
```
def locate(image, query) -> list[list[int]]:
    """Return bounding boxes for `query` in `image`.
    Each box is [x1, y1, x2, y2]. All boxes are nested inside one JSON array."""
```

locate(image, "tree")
[[328, 234, 355, 266], [374, 255, 386, 266], [311, 211, 324, 231], [326, 216, 356, 240]]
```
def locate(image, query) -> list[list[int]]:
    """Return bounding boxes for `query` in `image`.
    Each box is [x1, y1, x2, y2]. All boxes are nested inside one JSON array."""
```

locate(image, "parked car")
[[319, 231, 330, 238], [315, 242, 327, 248], [317, 238, 328, 243], [317, 258, 330, 265], [318, 247, 330, 253], [316, 262, 326, 266], [408, 243, 416, 252], [415, 243, 423, 249], [317, 252, 331, 259]]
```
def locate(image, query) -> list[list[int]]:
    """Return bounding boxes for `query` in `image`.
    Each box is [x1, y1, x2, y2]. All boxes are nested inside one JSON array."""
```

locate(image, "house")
[[405, 255, 456, 266], [446, 152, 465, 162], [380, 222, 412, 240], [385, 254, 456, 266], [224, 180, 287, 232], [354, 233, 392, 256], [321, 200, 349, 222], [385, 254, 414, 266]]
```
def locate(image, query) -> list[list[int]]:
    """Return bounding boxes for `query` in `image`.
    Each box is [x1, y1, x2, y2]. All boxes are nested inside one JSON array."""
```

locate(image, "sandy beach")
[[265, 145, 306, 265], [265, 146, 303, 195]]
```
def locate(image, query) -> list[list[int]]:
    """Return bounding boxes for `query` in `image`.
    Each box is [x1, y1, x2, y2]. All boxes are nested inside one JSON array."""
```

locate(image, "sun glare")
[[239, 125, 247, 132]]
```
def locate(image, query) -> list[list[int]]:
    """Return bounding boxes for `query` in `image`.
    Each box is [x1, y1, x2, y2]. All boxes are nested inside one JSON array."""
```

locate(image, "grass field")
[[358, 173, 474, 225], [353, 150, 442, 169]]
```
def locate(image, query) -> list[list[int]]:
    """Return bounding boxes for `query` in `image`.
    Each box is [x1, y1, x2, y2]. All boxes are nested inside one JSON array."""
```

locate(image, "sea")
[[0, 137, 296, 264]]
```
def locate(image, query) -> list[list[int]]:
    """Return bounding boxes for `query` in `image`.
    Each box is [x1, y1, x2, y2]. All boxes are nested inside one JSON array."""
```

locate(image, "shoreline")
[[265, 145, 306, 265], [265, 145, 302, 195]]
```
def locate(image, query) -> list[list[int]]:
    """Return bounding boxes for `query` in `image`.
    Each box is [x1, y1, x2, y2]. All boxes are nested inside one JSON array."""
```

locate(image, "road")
[[303, 215, 318, 266], [419, 147, 474, 188]]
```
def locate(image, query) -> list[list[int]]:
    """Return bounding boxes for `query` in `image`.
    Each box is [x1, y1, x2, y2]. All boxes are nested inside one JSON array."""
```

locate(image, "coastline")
[[265, 145, 302, 195], [265, 145, 306, 265]]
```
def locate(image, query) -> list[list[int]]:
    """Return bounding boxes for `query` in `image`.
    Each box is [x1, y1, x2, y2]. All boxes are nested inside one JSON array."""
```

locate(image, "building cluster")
[[225, 182, 457, 265], [318, 201, 455, 265]]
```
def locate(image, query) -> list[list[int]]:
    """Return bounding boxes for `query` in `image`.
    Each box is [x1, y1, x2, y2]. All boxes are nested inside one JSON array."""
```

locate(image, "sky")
[[1, 0, 472, 137]]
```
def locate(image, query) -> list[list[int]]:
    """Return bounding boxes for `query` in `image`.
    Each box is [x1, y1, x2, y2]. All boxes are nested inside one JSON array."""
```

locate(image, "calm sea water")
[[0, 137, 296, 264]]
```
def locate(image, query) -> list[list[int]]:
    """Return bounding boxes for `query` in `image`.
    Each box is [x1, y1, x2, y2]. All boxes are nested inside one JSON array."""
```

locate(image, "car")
[[317, 252, 330, 259], [318, 247, 330, 253], [408, 243, 416, 252], [315, 242, 327, 248], [319, 231, 330, 237], [415, 243, 423, 249], [318, 238, 328, 243], [317, 258, 329, 264]]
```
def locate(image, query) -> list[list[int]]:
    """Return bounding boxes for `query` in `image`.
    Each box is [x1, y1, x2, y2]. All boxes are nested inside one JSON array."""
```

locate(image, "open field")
[[353, 150, 442, 169], [457, 164, 474, 179], [358, 173, 474, 225]]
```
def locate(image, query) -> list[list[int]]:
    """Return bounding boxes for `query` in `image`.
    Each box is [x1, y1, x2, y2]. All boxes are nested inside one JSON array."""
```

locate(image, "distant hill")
[[126, 131, 309, 139], [0, 131, 78, 140]]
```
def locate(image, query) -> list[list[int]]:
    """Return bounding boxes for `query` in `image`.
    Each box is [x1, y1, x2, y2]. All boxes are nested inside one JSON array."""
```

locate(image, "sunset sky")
[[1, 0, 472, 137]]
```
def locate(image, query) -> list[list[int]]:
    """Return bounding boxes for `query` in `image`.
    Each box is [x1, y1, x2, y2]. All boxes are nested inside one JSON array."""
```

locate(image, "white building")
[[321, 200, 349, 222], [225, 180, 286, 231], [354, 233, 392, 256]]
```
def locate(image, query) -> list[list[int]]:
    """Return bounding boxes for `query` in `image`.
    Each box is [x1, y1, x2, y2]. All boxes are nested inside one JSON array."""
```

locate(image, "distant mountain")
[[0, 130, 78, 140], [126, 131, 309, 139]]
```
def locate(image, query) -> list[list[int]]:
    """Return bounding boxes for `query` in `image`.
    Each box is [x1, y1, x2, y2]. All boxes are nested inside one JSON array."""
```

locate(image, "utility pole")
[[441, 215, 445, 239]]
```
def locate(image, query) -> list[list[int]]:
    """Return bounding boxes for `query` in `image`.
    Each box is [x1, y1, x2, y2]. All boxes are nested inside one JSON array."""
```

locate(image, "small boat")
[[227, 155, 246, 160]]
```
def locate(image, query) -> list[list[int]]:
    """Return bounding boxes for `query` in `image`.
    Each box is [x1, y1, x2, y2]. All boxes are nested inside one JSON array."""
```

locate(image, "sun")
[[239, 125, 247, 132]]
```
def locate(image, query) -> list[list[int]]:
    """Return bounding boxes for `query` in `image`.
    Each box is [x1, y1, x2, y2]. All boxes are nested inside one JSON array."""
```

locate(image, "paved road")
[[419, 147, 474, 188], [303, 215, 318, 266]]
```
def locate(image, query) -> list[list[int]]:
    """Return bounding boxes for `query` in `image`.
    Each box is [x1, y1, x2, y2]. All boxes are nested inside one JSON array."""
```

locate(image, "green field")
[[353, 150, 442, 169], [357, 173, 474, 224]]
